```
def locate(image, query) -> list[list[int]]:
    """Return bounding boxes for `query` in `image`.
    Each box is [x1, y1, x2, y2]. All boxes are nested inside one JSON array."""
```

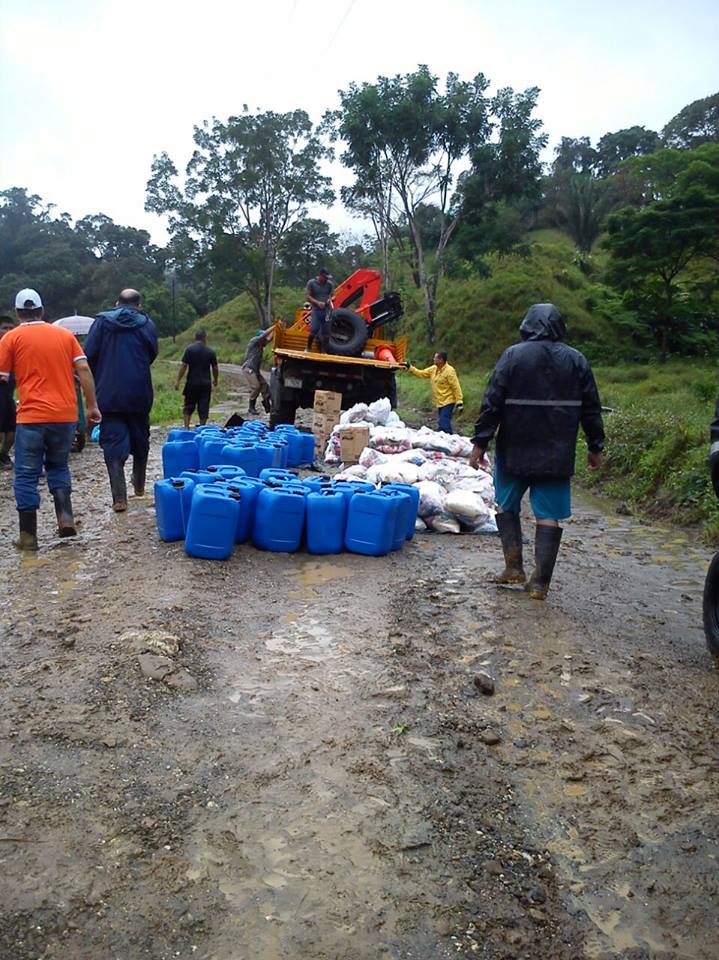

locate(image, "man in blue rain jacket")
[[85, 289, 158, 512]]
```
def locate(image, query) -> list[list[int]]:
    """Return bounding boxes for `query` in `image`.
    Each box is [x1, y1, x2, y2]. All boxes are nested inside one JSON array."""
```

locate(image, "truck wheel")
[[703, 551, 719, 658], [328, 308, 368, 357]]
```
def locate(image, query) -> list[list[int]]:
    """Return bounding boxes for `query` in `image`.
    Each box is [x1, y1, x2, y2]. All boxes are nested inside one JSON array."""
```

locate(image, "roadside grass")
[[150, 360, 231, 427], [400, 360, 719, 542]]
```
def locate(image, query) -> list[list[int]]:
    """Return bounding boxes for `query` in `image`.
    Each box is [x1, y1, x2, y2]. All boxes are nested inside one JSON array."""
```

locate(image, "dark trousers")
[[14, 422, 75, 511], [437, 403, 455, 434], [100, 413, 150, 465]]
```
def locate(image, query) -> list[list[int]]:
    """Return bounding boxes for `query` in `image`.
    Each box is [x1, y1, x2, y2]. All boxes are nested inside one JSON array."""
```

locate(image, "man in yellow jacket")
[[404, 351, 464, 434]]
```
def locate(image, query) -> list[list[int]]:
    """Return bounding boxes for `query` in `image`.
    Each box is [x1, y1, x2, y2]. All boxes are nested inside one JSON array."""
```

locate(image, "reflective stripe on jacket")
[[473, 339, 604, 478]]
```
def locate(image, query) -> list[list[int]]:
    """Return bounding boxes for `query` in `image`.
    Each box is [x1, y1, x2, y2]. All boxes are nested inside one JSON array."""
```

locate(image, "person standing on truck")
[[403, 351, 464, 433], [84, 288, 158, 513], [469, 303, 604, 601], [0, 288, 101, 550], [0, 315, 18, 470], [241, 327, 273, 415], [305, 268, 334, 353], [175, 329, 219, 428]]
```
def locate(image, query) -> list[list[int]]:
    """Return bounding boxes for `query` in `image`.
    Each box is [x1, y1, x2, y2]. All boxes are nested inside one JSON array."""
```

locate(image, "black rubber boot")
[[247, 401, 258, 415], [494, 512, 526, 584], [106, 460, 128, 513], [132, 457, 147, 497], [52, 489, 77, 537], [262, 395, 272, 413], [526, 525, 563, 600], [16, 510, 38, 551]]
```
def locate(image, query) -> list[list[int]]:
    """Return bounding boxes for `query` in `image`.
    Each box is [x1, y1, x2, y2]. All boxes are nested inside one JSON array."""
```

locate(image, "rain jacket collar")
[[519, 303, 566, 342], [96, 306, 148, 329]]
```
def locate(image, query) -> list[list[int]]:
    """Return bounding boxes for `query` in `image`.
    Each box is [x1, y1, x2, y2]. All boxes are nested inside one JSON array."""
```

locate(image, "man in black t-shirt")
[[175, 329, 219, 428], [305, 268, 334, 353]]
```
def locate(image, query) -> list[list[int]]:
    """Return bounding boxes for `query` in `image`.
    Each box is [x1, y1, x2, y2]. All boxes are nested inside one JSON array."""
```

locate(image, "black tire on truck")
[[328, 308, 368, 357], [702, 551, 719, 658]]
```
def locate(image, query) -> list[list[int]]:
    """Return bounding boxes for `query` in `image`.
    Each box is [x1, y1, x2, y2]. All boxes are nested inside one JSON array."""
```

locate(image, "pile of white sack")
[[323, 399, 497, 535]]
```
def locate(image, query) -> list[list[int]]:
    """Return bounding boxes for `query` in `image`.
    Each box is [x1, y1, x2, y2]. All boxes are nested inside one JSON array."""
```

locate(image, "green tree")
[[663, 92, 719, 150], [555, 175, 615, 253], [605, 151, 719, 358], [595, 126, 661, 178], [329, 67, 544, 340], [145, 109, 334, 326], [278, 218, 340, 287]]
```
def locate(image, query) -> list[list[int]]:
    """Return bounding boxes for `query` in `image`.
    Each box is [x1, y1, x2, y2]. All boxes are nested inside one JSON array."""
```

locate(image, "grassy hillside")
[[394, 230, 636, 370], [159, 286, 303, 364], [159, 231, 635, 371]]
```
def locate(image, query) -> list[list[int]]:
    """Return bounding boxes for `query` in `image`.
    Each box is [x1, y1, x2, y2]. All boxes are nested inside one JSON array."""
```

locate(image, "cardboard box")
[[338, 425, 370, 464], [312, 412, 336, 447], [313, 389, 342, 417]]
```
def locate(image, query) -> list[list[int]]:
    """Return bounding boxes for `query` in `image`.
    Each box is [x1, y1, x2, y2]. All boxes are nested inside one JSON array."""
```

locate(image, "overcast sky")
[[1, 0, 717, 244]]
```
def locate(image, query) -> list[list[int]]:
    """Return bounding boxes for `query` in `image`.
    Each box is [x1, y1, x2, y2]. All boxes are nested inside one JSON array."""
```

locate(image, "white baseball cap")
[[15, 288, 43, 310]]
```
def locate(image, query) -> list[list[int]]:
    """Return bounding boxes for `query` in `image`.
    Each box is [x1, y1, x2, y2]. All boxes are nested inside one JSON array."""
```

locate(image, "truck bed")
[[273, 322, 407, 369]]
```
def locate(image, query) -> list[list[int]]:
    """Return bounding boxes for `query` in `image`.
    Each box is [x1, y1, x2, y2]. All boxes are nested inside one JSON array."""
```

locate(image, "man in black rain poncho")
[[470, 303, 605, 600]]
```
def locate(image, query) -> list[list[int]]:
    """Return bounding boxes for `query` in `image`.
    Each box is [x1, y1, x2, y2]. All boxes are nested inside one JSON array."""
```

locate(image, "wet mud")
[[0, 386, 717, 959]]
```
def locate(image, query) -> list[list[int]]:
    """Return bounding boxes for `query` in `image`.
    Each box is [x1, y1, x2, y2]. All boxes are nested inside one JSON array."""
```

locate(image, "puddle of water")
[[265, 617, 339, 661], [293, 560, 351, 587]]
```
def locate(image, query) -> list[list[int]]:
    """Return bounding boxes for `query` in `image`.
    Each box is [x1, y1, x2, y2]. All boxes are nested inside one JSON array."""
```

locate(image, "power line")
[[328, 0, 357, 45]]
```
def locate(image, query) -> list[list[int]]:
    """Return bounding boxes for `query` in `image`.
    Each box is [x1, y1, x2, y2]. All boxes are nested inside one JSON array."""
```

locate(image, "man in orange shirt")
[[0, 288, 101, 550]]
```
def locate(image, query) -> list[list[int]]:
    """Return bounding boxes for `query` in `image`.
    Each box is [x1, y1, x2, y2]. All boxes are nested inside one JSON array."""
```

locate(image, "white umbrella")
[[53, 315, 96, 335]]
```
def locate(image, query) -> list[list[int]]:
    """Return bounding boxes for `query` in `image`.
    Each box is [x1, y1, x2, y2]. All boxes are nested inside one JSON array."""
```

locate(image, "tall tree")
[[278, 218, 340, 287], [663, 92, 719, 150], [146, 109, 333, 326], [595, 126, 661, 178], [605, 147, 719, 358], [329, 67, 544, 340]]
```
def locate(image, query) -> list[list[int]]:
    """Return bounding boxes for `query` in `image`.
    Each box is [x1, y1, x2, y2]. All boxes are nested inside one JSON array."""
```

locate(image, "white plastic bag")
[[417, 480, 445, 518], [424, 512, 461, 534], [445, 489, 490, 526], [368, 398, 392, 425], [359, 447, 387, 468], [337, 464, 368, 479], [340, 402, 370, 425]]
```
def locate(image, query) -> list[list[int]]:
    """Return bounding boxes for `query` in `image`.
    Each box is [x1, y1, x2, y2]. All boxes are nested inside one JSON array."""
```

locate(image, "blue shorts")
[[494, 459, 571, 521]]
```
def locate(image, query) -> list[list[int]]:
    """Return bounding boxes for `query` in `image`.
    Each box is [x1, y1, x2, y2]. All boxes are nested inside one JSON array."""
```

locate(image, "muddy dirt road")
[[1, 394, 718, 959]]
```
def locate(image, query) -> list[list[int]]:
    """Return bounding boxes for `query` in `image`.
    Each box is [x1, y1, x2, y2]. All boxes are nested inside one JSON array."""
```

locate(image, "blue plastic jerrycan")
[[252, 486, 307, 553], [259, 468, 300, 484], [298, 431, 316, 466], [272, 427, 303, 467], [375, 488, 411, 551], [221, 443, 261, 478], [199, 435, 230, 469], [162, 440, 199, 479], [167, 428, 196, 442], [381, 483, 420, 541], [306, 489, 347, 555], [302, 475, 333, 494], [154, 477, 195, 541], [331, 479, 375, 509], [345, 490, 399, 557], [184, 485, 240, 560]]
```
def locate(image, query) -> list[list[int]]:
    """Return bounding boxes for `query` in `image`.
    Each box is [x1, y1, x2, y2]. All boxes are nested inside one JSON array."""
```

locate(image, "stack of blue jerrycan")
[[156, 425, 418, 559]]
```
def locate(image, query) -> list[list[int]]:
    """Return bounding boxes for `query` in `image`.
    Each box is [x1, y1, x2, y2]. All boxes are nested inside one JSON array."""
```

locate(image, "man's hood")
[[519, 303, 566, 342], [96, 307, 148, 329]]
